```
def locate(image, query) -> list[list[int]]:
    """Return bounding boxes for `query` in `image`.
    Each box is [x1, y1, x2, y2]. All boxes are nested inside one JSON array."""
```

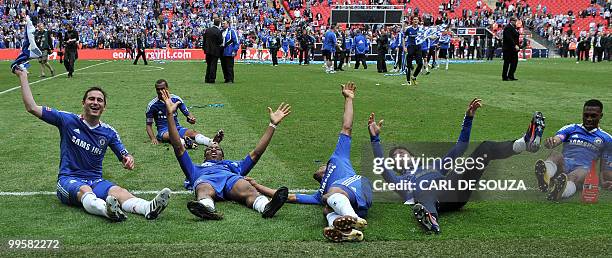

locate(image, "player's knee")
[[547, 151, 563, 163], [78, 185, 93, 197]]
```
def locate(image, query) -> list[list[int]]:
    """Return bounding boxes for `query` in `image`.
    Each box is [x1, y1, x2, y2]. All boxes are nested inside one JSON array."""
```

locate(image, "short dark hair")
[[584, 99, 603, 111], [213, 18, 221, 26], [155, 79, 168, 88], [388, 146, 414, 158], [82, 87, 107, 104]]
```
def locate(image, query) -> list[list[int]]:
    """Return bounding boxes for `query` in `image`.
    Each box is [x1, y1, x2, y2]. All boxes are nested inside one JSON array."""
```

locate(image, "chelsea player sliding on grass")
[[368, 98, 546, 234], [146, 79, 223, 149], [14, 69, 171, 222], [535, 99, 612, 201], [247, 82, 372, 242], [159, 88, 291, 220]]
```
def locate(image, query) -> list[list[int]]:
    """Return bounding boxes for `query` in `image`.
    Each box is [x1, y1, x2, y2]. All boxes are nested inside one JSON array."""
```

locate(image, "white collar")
[[80, 115, 101, 129], [579, 124, 599, 133]]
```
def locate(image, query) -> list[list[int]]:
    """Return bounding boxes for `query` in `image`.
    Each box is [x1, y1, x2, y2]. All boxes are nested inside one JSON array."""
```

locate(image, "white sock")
[[81, 192, 109, 218], [445, 59, 449, 69], [252, 195, 270, 213], [180, 138, 185, 146], [326, 193, 358, 217], [121, 197, 150, 215], [198, 198, 215, 210], [544, 161, 557, 178], [195, 134, 213, 146], [326, 212, 341, 227], [513, 137, 526, 153], [562, 181, 576, 198]]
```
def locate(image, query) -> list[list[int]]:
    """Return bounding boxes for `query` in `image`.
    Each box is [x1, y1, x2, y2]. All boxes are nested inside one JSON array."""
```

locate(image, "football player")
[[14, 69, 171, 222], [536, 99, 612, 201], [146, 79, 223, 148], [247, 82, 372, 242], [159, 88, 291, 220]]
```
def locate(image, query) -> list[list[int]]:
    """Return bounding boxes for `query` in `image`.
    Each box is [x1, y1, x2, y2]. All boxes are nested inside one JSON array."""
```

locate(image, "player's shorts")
[[562, 157, 590, 173], [438, 48, 448, 58], [56, 176, 116, 206], [157, 126, 188, 141], [282, 47, 289, 53], [406, 46, 422, 59], [421, 50, 428, 57], [192, 170, 243, 200], [322, 50, 332, 59], [331, 175, 373, 218], [38, 50, 49, 62]]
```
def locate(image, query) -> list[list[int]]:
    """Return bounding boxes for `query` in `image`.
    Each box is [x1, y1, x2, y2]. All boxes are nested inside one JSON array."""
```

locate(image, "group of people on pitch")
[[13, 66, 612, 241]]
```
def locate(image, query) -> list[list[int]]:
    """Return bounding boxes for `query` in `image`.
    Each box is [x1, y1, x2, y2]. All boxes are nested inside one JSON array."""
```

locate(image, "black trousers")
[[502, 50, 518, 80], [354, 54, 367, 69], [205, 55, 219, 83], [467, 46, 475, 59], [64, 49, 77, 75], [487, 47, 495, 60], [299, 48, 309, 64], [406, 46, 423, 79], [376, 50, 387, 72], [289, 46, 296, 60], [593, 47, 603, 62], [270, 48, 279, 65], [337, 51, 348, 69], [220, 56, 234, 82], [434, 141, 517, 212], [133, 49, 147, 65]]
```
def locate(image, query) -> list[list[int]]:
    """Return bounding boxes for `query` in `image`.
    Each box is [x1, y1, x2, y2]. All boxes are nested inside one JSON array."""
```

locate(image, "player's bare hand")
[[160, 89, 181, 114], [341, 81, 356, 99], [466, 98, 482, 117], [243, 176, 257, 186], [122, 154, 135, 170], [368, 112, 383, 137], [544, 136, 559, 149], [268, 102, 291, 126], [13, 67, 28, 77], [151, 139, 159, 145], [187, 115, 197, 124]]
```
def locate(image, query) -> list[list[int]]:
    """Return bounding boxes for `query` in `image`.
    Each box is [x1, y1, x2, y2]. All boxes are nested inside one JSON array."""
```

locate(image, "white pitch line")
[[0, 60, 113, 96], [0, 189, 317, 196]]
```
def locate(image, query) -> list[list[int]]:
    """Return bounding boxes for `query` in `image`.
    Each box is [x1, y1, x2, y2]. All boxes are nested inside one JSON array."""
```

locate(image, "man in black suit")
[[376, 28, 389, 73], [133, 32, 148, 65], [203, 18, 223, 83], [502, 17, 520, 81]]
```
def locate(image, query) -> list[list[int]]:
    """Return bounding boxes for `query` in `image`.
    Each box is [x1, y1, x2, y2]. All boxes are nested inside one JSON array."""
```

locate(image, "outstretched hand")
[[160, 88, 181, 114], [368, 112, 383, 137], [341, 81, 356, 99], [122, 154, 135, 170], [268, 102, 292, 125], [466, 98, 482, 117]]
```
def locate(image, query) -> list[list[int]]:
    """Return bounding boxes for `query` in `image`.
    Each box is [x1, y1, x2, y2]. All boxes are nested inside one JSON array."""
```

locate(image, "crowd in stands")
[[0, 0, 609, 61]]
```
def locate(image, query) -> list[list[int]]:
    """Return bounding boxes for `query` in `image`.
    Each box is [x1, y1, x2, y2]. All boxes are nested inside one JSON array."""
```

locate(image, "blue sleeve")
[[109, 130, 129, 161], [295, 192, 322, 205], [371, 137, 411, 201], [437, 115, 473, 173], [332, 133, 351, 159], [237, 154, 256, 176], [555, 124, 575, 141], [177, 151, 196, 185], [145, 105, 155, 124], [178, 101, 189, 116], [40, 106, 63, 127]]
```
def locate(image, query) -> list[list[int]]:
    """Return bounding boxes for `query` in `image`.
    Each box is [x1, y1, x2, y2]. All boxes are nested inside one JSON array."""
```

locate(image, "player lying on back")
[[535, 99, 612, 201], [247, 82, 372, 242], [369, 98, 546, 233], [159, 88, 291, 220], [146, 79, 223, 149], [14, 69, 171, 222]]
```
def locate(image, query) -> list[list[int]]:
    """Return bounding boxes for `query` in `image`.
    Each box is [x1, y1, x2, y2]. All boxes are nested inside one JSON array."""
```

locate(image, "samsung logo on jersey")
[[319, 164, 336, 194], [71, 136, 103, 155], [569, 139, 599, 150]]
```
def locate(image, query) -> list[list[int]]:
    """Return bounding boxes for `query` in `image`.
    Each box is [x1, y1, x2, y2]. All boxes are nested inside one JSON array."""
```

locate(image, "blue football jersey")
[[555, 124, 612, 169], [145, 94, 190, 133], [404, 26, 421, 46], [41, 107, 129, 179]]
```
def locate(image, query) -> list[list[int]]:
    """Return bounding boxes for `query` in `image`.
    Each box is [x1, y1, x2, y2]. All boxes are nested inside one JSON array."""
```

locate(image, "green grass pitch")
[[0, 59, 610, 256]]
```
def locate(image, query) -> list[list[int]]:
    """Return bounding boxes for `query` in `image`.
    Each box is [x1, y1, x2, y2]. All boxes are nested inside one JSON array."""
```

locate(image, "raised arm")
[[160, 89, 186, 157], [249, 103, 292, 163], [15, 69, 42, 118], [443, 98, 482, 159], [340, 82, 356, 136]]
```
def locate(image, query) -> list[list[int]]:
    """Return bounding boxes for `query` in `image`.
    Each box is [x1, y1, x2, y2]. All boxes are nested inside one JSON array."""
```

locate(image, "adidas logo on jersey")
[[73, 128, 80, 134]]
